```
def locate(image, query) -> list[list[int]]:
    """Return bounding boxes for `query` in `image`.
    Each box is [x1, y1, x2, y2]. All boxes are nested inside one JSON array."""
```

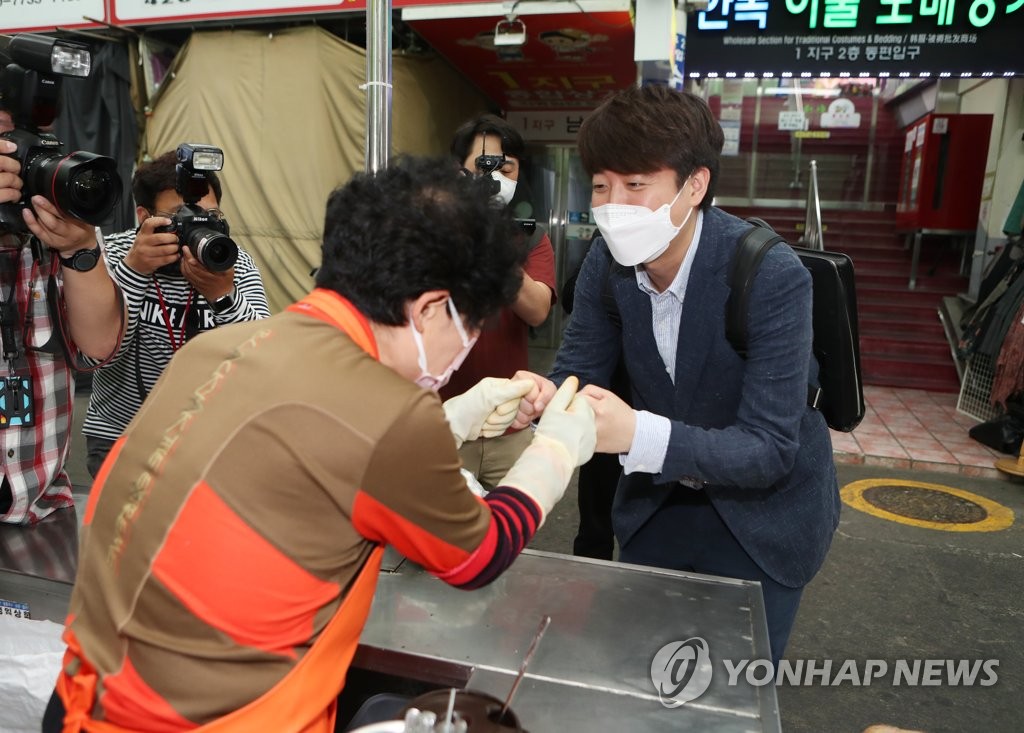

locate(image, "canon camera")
[[0, 34, 122, 233], [156, 143, 237, 272]]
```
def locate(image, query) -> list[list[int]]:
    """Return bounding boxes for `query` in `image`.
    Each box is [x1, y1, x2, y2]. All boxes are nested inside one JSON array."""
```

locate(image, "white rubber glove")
[[442, 378, 536, 449], [496, 376, 596, 526]]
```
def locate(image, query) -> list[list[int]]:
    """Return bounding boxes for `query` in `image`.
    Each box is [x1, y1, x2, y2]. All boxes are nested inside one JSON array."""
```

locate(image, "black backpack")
[[728, 219, 864, 432], [601, 218, 865, 432]]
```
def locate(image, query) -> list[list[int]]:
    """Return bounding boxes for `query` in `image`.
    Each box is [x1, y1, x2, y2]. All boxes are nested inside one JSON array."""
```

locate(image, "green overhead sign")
[[686, 0, 1023, 76]]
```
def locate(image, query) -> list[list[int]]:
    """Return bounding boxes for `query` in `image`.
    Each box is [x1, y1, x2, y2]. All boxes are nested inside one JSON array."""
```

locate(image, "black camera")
[[156, 143, 237, 272], [473, 152, 505, 197], [0, 34, 122, 233], [465, 152, 535, 235]]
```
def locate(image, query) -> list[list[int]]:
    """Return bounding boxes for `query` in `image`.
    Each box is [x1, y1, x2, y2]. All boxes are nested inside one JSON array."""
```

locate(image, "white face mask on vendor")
[[409, 298, 477, 391], [592, 185, 693, 267], [491, 171, 517, 207]]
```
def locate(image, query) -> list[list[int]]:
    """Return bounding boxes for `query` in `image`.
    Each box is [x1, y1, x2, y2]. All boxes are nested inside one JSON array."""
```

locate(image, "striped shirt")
[[82, 228, 270, 441], [0, 235, 75, 525]]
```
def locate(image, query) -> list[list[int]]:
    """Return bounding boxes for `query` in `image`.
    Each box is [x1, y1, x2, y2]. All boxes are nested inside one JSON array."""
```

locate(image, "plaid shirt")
[[0, 234, 75, 525]]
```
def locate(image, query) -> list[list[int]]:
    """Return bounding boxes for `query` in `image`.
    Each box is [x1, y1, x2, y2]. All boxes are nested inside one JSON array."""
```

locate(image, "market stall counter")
[[0, 509, 781, 732]]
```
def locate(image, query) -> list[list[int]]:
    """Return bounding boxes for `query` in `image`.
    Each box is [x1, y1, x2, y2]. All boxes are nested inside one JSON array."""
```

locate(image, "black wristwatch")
[[210, 291, 235, 314], [58, 244, 102, 273]]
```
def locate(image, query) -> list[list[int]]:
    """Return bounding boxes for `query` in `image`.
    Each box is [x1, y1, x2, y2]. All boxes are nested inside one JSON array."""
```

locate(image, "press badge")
[[0, 375, 34, 427]]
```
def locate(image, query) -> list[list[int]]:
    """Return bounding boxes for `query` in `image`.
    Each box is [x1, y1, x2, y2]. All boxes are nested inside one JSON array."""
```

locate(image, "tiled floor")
[[830, 385, 1011, 479]]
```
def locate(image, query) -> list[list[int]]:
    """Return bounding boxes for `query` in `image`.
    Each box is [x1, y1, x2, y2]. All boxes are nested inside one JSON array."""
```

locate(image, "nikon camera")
[[0, 34, 122, 233], [156, 143, 238, 272]]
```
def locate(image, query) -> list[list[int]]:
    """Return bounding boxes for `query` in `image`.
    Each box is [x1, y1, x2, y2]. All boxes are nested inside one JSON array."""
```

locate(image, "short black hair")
[[450, 114, 525, 163], [132, 150, 223, 211], [316, 155, 527, 327], [578, 85, 724, 210]]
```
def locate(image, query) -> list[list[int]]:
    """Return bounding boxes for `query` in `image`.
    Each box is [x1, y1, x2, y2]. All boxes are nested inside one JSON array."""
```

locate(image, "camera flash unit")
[[178, 143, 224, 172]]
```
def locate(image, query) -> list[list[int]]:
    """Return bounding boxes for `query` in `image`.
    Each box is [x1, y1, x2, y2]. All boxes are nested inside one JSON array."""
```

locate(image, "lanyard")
[[152, 279, 195, 352], [0, 246, 42, 369]]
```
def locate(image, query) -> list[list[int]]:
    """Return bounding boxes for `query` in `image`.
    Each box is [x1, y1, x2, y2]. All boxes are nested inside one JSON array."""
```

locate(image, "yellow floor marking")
[[841, 479, 1014, 532]]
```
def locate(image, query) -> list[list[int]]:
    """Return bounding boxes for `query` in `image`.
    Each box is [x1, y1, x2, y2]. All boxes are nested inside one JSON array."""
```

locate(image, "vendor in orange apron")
[[48, 291, 388, 733], [51, 546, 383, 733], [43, 160, 594, 732]]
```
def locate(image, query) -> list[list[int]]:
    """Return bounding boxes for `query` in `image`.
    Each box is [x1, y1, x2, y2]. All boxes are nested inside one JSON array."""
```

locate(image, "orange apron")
[[57, 546, 384, 733], [58, 290, 385, 732]]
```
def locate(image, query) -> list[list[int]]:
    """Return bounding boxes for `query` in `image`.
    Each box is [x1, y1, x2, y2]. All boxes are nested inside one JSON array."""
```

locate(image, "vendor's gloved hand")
[[443, 377, 536, 449], [496, 376, 596, 526]]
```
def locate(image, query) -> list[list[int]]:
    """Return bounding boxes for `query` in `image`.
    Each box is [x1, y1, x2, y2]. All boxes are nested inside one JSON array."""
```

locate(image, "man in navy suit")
[[516, 85, 840, 663]]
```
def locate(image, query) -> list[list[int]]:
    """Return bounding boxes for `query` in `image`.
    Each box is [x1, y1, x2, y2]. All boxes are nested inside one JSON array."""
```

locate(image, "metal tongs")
[[499, 615, 552, 721]]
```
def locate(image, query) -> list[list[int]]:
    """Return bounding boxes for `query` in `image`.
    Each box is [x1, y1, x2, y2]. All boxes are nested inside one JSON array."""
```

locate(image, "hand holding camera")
[[0, 142, 98, 256], [22, 194, 96, 257], [0, 141, 22, 205], [0, 35, 122, 234], [125, 144, 238, 282], [180, 246, 234, 304], [154, 144, 238, 273], [123, 215, 182, 275]]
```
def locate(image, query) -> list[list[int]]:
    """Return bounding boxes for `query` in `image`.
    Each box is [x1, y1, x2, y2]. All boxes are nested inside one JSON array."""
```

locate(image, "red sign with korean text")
[[108, 0, 483, 28], [406, 11, 636, 111]]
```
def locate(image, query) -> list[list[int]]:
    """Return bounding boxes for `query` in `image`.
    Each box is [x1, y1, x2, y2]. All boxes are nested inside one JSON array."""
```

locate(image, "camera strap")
[[0, 249, 22, 368], [152, 279, 195, 352], [29, 237, 77, 363]]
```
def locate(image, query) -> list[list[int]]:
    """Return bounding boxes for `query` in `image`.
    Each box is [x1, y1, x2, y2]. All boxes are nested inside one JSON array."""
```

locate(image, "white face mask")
[[409, 298, 477, 391], [491, 171, 517, 206], [592, 186, 693, 267]]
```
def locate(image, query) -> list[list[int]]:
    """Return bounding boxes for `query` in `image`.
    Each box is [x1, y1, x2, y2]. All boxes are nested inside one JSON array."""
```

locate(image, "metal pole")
[[748, 82, 762, 203], [365, 0, 392, 173], [804, 159, 824, 250], [861, 87, 879, 207]]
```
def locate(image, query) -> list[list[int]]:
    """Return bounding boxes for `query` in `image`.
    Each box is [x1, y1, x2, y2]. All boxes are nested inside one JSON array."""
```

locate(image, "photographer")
[[81, 150, 270, 476], [442, 114, 556, 489], [0, 132, 123, 525]]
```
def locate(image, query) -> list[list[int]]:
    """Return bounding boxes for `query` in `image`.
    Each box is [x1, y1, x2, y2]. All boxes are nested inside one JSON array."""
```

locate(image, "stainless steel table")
[[0, 511, 781, 732]]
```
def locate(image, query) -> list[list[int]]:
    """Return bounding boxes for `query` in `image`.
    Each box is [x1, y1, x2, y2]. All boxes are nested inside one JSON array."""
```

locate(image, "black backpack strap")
[[726, 222, 786, 357], [727, 220, 824, 413]]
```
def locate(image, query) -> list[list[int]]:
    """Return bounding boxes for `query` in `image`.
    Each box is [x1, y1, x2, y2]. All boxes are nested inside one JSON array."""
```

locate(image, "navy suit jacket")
[[550, 207, 840, 588]]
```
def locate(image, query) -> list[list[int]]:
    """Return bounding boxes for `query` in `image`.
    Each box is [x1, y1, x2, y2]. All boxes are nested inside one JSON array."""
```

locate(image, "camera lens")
[[68, 167, 116, 210], [190, 231, 238, 272], [28, 150, 122, 224]]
